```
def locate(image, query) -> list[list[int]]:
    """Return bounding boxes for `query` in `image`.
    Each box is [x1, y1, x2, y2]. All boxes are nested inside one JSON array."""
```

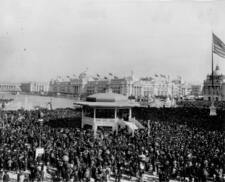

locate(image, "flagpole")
[[210, 33, 216, 116], [212, 33, 214, 105]]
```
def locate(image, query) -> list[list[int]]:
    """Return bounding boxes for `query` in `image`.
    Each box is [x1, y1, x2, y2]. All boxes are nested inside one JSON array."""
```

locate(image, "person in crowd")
[[0, 107, 224, 182], [3, 171, 10, 182]]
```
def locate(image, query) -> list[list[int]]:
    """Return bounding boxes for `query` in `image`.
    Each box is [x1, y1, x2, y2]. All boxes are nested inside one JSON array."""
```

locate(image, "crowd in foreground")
[[177, 100, 225, 110], [0, 108, 224, 182]]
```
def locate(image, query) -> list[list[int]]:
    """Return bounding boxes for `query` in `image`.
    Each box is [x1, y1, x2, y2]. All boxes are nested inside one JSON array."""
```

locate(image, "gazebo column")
[[81, 108, 84, 129], [114, 108, 118, 135], [93, 107, 97, 137], [128, 107, 132, 120]]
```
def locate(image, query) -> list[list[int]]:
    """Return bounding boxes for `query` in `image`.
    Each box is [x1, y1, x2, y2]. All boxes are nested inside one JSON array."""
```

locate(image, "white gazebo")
[[74, 90, 142, 136]]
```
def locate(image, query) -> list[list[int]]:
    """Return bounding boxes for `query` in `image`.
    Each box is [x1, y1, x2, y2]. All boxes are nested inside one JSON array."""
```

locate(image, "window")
[[117, 109, 129, 121], [96, 109, 114, 118], [83, 106, 94, 118]]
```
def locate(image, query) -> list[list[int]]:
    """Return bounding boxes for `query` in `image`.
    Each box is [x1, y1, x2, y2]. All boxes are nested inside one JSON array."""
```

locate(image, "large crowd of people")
[[0, 107, 224, 182], [177, 100, 225, 110]]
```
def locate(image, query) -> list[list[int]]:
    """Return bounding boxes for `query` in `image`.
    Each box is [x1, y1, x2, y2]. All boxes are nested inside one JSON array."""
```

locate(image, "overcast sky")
[[0, 0, 225, 84]]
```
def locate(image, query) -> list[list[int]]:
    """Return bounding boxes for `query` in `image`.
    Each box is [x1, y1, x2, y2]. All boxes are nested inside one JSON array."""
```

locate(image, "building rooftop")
[[86, 91, 128, 102], [74, 101, 139, 108], [74, 89, 140, 108]]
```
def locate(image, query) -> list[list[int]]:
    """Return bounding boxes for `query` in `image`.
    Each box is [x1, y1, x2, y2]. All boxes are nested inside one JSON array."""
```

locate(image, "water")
[[0, 93, 75, 110]]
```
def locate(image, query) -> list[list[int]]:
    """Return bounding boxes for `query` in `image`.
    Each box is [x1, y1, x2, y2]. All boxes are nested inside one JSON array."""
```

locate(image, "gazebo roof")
[[74, 101, 139, 108], [74, 91, 140, 108], [86, 92, 128, 102]]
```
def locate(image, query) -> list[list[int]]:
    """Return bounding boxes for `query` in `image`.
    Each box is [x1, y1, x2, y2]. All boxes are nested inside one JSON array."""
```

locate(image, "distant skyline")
[[1, 0, 225, 84]]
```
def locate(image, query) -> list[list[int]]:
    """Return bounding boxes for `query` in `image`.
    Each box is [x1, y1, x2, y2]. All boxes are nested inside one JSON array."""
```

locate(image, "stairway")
[[130, 118, 145, 129]]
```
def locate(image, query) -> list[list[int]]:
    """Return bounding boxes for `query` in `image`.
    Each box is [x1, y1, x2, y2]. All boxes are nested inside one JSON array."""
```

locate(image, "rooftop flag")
[[213, 33, 225, 58]]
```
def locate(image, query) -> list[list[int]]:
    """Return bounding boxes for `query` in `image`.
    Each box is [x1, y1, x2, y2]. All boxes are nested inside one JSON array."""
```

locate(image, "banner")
[[35, 148, 44, 158], [142, 173, 159, 182]]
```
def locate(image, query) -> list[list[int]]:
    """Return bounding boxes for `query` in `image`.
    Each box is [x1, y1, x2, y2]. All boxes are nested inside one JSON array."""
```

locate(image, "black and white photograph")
[[0, 0, 225, 181]]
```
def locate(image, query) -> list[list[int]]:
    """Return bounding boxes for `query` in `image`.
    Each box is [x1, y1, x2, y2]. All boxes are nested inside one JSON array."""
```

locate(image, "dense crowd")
[[134, 107, 225, 130], [177, 100, 225, 110], [0, 107, 224, 182]]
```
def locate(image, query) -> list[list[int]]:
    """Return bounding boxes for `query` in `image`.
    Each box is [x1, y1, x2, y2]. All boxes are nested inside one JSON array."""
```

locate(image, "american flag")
[[213, 33, 225, 58]]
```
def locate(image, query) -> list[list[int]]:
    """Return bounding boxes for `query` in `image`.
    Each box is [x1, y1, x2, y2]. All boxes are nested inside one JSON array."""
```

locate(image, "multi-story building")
[[85, 76, 134, 97], [191, 85, 202, 96], [85, 79, 109, 96], [48, 72, 186, 100], [171, 76, 183, 98], [0, 83, 21, 92], [20, 82, 49, 93], [110, 77, 133, 96], [154, 77, 171, 97], [181, 83, 192, 97], [132, 78, 154, 98], [49, 72, 88, 97], [202, 65, 225, 101], [49, 81, 72, 95], [132, 75, 183, 99]]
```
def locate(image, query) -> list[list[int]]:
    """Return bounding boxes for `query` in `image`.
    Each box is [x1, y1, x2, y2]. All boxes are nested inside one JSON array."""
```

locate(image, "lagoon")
[[0, 93, 75, 110]]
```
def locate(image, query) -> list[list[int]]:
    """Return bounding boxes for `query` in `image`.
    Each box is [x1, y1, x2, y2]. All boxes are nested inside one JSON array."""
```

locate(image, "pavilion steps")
[[132, 118, 145, 129]]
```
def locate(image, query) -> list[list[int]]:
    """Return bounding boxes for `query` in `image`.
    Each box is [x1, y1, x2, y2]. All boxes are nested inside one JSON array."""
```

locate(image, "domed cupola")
[[214, 65, 220, 75]]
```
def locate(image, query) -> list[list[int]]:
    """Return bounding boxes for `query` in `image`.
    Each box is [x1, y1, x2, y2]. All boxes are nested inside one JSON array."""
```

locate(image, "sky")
[[1, 0, 225, 84]]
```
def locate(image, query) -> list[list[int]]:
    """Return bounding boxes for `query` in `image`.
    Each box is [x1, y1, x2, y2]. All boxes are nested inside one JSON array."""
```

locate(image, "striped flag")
[[213, 33, 225, 58]]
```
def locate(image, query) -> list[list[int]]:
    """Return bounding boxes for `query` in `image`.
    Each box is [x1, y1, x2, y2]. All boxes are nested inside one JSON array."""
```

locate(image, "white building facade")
[[49, 72, 88, 97], [132, 76, 182, 99], [202, 65, 225, 101], [85, 76, 134, 97], [20, 82, 49, 93], [0, 83, 21, 92]]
